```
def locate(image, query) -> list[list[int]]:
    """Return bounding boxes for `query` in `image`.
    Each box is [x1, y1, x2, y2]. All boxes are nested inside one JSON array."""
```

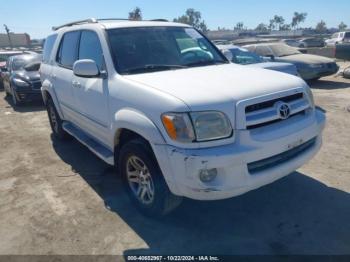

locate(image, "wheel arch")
[[113, 108, 166, 150], [41, 83, 64, 119]]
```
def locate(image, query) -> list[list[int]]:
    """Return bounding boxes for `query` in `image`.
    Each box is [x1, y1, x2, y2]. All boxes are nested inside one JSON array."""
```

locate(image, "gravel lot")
[[0, 63, 349, 256]]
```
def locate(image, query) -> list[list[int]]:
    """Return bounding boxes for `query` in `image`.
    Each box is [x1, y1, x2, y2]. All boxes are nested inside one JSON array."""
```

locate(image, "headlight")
[[190, 111, 232, 141], [13, 78, 30, 87], [161, 111, 233, 143]]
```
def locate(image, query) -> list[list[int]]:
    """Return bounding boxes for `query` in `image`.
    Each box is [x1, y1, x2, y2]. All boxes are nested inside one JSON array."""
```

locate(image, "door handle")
[[72, 80, 81, 88]]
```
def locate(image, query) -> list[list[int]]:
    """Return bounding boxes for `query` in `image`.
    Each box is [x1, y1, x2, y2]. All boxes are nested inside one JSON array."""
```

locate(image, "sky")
[[0, 0, 349, 39]]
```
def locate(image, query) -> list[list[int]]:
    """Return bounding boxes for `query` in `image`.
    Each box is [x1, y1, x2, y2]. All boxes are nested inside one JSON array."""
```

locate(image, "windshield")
[[107, 27, 227, 74], [269, 44, 301, 57], [0, 52, 24, 63], [12, 55, 41, 71], [229, 48, 263, 64]]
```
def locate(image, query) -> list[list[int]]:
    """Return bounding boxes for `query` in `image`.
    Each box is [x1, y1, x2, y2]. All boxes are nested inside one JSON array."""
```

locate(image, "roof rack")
[[52, 18, 98, 31], [52, 18, 170, 31]]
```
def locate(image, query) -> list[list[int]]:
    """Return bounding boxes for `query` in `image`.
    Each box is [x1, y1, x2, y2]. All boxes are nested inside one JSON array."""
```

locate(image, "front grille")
[[244, 92, 309, 129], [248, 137, 317, 174], [245, 93, 303, 113], [31, 81, 41, 90], [247, 111, 306, 130]]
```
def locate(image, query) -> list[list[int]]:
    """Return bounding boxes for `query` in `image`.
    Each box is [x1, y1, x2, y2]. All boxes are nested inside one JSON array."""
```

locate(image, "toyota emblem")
[[277, 102, 291, 120]]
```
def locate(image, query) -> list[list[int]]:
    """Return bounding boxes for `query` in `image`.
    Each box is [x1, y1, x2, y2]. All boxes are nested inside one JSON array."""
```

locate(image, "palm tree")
[[291, 12, 307, 29]]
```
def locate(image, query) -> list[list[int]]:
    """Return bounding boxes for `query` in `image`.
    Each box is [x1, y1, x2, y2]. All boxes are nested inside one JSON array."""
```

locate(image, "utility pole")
[[3, 24, 13, 49]]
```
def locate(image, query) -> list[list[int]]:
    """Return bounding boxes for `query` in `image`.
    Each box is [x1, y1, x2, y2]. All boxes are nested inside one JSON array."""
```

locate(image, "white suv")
[[325, 31, 350, 46], [40, 18, 325, 216]]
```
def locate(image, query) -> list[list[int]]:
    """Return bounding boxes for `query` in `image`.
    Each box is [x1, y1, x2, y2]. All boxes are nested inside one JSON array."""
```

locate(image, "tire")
[[46, 98, 70, 140], [119, 138, 182, 217], [11, 86, 22, 106]]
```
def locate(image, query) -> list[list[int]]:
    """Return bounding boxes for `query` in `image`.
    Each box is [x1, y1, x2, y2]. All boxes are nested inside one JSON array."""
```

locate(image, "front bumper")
[[13, 86, 42, 102], [153, 109, 325, 200]]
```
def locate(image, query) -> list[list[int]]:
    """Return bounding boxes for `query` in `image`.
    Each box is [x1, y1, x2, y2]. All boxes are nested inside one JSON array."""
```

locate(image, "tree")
[[273, 15, 285, 30], [269, 19, 276, 30], [315, 20, 327, 33], [128, 7, 142, 21], [280, 24, 291, 31], [255, 23, 268, 32], [339, 22, 348, 31], [173, 8, 208, 33], [291, 12, 307, 29], [234, 22, 244, 31]]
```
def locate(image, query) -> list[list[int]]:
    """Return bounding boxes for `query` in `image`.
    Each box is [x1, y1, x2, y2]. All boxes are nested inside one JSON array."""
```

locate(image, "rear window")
[[56, 31, 80, 69], [42, 34, 57, 64]]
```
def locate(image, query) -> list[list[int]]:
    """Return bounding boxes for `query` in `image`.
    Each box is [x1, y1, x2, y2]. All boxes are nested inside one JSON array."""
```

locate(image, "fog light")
[[199, 168, 218, 183]]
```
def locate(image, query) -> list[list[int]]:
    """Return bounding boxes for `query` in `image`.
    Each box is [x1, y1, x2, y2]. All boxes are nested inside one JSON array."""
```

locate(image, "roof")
[[52, 18, 190, 32], [0, 50, 26, 55]]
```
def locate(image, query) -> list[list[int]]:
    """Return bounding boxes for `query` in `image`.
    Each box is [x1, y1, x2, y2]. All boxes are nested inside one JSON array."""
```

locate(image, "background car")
[[217, 44, 298, 76], [325, 31, 350, 46], [298, 38, 325, 48], [244, 43, 339, 80], [0, 50, 30, 89], [281, 39, 301, 47], [3, 54, 42, 106]]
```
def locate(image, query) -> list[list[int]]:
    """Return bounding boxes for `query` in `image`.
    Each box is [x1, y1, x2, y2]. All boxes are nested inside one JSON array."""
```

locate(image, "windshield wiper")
[[123, 64, 187, 74], [184, 60, 227, 67]]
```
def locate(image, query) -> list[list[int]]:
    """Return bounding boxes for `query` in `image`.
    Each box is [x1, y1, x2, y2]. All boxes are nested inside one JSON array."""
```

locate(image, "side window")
[[78, 31, 103, 69], [42, 34, 57, 64], [57, 31, 80, 69]]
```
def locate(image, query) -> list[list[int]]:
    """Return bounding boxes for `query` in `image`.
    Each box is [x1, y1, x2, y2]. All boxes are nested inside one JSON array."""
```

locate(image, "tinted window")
[[345, 32, 350, 38], [12, 55, 41, 71], [57, 31, 80, 69], [79, 31, 103, 69], [107, 27, 226, 75], [43, 34, 57, 63]]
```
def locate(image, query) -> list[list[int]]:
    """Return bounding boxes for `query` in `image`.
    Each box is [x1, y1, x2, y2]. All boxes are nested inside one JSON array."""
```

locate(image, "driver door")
[[72, 30, 110, 145]]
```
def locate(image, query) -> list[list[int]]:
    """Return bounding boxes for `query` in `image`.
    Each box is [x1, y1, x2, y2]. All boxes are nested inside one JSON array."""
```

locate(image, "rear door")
[[40, 33, 58, 89], [71, 30, 110, 144], [53, 31, 80, 122]]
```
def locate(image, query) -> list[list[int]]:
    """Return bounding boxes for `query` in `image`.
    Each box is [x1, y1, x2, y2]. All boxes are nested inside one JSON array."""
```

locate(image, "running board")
[[62, 122, 114, 165]]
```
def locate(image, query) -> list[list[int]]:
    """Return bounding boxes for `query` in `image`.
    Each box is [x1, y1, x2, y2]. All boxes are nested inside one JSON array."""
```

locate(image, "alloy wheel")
[[126, 155, 155, 205]]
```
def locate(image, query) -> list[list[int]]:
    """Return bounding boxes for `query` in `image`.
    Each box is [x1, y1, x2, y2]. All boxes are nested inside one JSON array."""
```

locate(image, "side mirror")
[[73, 59, 99, 78], [221, 49, 233, 62]]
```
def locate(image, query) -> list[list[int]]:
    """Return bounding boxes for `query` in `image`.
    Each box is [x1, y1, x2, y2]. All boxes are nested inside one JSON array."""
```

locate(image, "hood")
[[13, 70, 40, 82], [124, 63, 306, 109], [276, 54, 334, 64]]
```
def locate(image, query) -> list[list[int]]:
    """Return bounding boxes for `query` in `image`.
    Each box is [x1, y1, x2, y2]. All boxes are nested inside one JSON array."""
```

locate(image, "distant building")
[[0, 33, 31, 47]]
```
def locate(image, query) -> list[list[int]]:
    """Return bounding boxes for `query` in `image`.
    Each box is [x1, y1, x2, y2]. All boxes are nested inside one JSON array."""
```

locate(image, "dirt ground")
[[0, 63, 349, 256]]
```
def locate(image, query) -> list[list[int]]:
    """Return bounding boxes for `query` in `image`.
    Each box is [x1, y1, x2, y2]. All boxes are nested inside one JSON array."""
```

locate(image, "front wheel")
[[119, 138, 182, 217]]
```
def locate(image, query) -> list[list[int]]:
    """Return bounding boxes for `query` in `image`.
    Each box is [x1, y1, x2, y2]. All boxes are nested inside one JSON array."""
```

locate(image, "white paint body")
[[40, 21, 325, 200]]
